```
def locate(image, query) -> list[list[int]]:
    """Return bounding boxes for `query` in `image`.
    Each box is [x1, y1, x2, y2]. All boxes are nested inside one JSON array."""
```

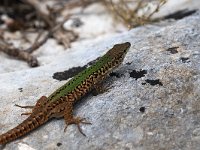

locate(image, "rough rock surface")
[[0, 11, 200, 150]]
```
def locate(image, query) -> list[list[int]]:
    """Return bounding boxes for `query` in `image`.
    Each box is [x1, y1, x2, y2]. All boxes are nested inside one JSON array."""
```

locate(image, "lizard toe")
[[64, 117, 91, 136]]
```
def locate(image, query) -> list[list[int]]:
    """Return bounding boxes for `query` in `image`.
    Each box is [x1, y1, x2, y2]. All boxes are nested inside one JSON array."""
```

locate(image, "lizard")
[[0, 42, 131, 145]]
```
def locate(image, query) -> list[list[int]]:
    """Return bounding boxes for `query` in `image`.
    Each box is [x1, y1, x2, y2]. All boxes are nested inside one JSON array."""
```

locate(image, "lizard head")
[[107, 42, 131, 66]]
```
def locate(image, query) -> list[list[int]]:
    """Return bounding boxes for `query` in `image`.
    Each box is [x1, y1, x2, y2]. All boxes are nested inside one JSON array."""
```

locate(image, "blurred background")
[[0, 0, 199, 72]]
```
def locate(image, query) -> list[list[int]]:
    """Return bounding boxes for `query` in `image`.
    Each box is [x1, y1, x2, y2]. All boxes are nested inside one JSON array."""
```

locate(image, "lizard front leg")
[[63, 101, 91, 136], [92, 81, 110, 96], [15, 96, 48, 116]]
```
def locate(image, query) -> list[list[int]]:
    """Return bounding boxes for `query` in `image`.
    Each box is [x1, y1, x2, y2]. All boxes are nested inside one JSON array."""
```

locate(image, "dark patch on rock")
[[53, 66, 87, 81], [109, 72, 121, 78], [52, 57, 100, 81], [57, 142, 62, 147], [130, 70, 147, 80], [145, 79, 163, 86], [18, 88, 23, 92], [126, 62, 132, 65], [139, 107, 145, 113], [166, 47, 179, 54], [164, 9, 197, 20], [180, 57, 190, 63]]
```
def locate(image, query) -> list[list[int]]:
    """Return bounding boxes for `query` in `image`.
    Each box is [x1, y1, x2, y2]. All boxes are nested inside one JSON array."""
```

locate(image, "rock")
[[0, 9, 200, 150]]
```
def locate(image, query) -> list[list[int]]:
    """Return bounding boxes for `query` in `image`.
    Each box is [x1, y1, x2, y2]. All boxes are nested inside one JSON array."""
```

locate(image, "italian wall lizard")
[[0, 42, 131, 145]]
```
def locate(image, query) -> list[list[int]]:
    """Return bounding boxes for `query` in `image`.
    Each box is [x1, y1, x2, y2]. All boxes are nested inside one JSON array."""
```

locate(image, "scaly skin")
[[0, 42, 131, 145]]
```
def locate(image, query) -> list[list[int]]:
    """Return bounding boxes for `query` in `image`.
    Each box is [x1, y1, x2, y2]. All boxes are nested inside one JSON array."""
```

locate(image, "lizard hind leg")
[[63, 102, 91, 136], [14, 96, 48, 116]]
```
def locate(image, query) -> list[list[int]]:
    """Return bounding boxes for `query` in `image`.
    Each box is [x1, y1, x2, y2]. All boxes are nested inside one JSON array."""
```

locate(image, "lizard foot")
[[92, 82, 109, 96], [64, 117, 92, 136], [15, 104, 35, 116]]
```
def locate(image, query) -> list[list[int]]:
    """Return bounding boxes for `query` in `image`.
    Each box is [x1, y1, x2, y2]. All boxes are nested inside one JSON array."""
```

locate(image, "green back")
[[48, 54, 111, 102]]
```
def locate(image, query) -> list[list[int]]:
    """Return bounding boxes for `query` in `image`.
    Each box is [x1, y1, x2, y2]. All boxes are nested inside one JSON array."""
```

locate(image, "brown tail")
[[0, 112, 48, 145]]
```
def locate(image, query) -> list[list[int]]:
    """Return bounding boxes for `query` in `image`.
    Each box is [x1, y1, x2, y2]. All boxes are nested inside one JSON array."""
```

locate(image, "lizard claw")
[[64, 117, 92, 136], [14, 104, 34, 109], [64, 124, 69, 133], [21, 112, 32, 116]]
